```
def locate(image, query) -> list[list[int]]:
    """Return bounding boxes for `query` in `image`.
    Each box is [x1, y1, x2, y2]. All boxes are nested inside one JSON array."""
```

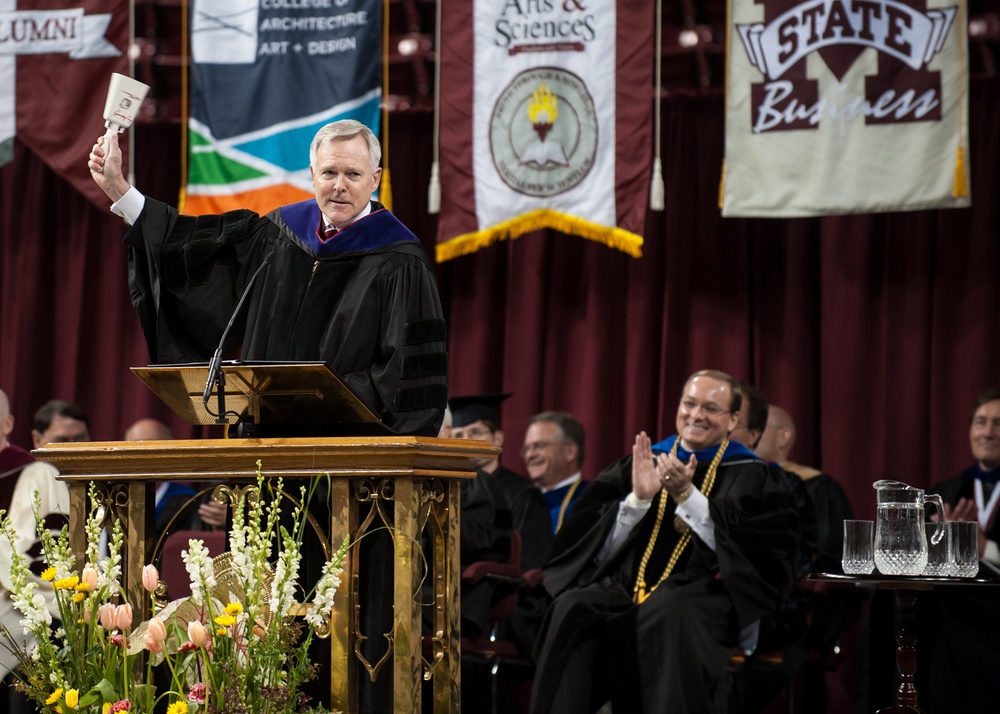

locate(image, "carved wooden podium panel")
[[36, 436, 499, 714]]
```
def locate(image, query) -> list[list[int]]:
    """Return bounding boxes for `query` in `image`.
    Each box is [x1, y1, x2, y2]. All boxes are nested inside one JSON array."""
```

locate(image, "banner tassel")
[[381, 167, 393, 211], [953, 145, 969, 198], [649, 158, 664, 211], [428, 161, 441, 214]]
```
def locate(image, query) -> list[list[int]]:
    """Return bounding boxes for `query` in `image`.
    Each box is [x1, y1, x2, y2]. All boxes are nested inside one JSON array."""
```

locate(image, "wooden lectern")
[[37, 364, 498, 713]]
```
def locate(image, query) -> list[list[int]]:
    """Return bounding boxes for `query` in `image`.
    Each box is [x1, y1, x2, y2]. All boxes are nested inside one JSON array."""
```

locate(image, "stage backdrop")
[[435, 0, 653, 262], [723, 0, 971, 216], [183, 0, 381, 216], [2, 81, 1000, 575]]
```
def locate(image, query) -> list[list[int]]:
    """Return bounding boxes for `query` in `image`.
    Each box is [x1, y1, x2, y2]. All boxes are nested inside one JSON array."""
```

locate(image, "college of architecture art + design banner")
[[183, 0, 381, 216], [722, 0, 970, 216], [1, 0, 126, 208], [435, 0, 653, 262]]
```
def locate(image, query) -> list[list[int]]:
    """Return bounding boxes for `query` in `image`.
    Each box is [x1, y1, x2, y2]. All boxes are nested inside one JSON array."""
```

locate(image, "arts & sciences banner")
[[1, 0, 126, 208], [435, 0, 653, 262], [183, 0, 381, 216], [722, 0, 970, 216]]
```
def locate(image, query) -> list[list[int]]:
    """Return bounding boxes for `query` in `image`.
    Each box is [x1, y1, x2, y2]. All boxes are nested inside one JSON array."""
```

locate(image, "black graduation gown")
[[454, 468, 514, 636], [922, 472, 1000, 713], [531, 452, 801, 714], [491, 465, 554, 570], [126, 197, 447, 436]]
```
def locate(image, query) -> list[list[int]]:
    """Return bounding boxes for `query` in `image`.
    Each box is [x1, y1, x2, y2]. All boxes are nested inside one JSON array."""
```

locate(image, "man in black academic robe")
[[89, 120, 446, 437], [919, 388, 1000, 714], [531, 370, 801, 714], [449, 394, 553, 570], [90, 120, 446, 714]]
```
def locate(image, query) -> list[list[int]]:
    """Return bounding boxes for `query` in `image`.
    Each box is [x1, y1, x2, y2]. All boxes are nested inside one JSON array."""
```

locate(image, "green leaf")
[[93, 678, 118, 702], [132, 682, 156, 711]]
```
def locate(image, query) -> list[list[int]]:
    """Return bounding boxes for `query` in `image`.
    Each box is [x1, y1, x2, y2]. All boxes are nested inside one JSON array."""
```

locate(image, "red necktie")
[[322, 224, 338, 242]]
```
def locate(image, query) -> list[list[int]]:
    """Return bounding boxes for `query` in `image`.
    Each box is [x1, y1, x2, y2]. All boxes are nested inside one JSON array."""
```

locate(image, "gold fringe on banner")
[[436, 210, 643, 262], [953, 145, 969, 198], [952, 0, 969, 200]]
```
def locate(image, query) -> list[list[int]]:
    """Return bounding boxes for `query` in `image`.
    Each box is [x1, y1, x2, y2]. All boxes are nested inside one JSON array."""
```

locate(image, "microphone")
[[202, 251, 274, 423]]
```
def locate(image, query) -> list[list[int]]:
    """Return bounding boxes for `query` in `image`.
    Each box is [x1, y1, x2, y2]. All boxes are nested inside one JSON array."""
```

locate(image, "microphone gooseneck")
[[202, 251, 274, 422]]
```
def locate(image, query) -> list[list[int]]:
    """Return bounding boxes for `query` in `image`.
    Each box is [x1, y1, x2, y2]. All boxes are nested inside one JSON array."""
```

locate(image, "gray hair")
[[529, 410, 585, 466], [309, 119, 381, 174]]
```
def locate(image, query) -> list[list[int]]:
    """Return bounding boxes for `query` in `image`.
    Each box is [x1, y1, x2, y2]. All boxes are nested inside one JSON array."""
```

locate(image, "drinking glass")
[[950, 521, 980, 578], [922, 522, 953, 576], [842, 519, 875, 575]]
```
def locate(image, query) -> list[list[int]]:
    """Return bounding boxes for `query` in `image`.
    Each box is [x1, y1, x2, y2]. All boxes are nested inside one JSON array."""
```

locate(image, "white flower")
[[100, 519, 125, 589], [306, 535, 349, 628], [182, 539, 216, 602], [0, 519, 52, 636], [269, 532, 301, 618]]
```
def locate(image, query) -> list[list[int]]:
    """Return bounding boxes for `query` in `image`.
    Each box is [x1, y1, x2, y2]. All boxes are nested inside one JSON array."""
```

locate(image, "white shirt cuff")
[[111, 186, 145, 225], [676, 489, 716, 551], [596, 493, 653, 564]]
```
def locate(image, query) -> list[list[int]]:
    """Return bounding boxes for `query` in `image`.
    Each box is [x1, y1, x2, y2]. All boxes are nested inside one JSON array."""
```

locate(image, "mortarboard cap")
[[448, 393, 512, 428]]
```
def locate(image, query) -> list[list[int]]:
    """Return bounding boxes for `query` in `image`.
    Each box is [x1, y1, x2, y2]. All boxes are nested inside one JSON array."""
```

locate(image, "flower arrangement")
[[0, 466, 349, 714]]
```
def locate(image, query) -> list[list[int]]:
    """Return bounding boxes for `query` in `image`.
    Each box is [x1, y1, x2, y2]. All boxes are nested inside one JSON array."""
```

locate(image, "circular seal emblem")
[[490, 67, 598, 198]]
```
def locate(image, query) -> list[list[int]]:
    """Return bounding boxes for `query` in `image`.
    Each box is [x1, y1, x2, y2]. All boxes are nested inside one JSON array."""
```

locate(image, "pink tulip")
[[144, 631, 163, 653], [187, 620, 207, 647], [141, 565, 159, 593], [114, 603, 133, 631], [99, 603, 116, 630], [146, 617, 167, 642], [81, 567, 98, 592]]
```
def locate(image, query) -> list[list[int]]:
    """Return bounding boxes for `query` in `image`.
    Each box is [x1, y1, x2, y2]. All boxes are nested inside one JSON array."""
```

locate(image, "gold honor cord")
[[554, 478, 582, 534], [632, 439, 729, 605]]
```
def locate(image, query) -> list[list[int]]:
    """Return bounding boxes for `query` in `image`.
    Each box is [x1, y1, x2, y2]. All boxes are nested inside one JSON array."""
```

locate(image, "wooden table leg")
[[875, 588, 924, 714]]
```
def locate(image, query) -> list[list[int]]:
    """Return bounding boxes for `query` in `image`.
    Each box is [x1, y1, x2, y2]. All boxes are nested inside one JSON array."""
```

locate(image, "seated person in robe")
[[530, 369, 801, 714]]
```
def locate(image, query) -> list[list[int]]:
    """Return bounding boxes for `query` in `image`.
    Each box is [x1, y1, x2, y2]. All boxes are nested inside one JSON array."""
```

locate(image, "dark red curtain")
[[2, 77, 999, 525]]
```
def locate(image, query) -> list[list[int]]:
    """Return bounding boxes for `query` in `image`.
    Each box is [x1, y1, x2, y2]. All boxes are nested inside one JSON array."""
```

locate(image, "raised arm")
[[88, 131, 132, 203]]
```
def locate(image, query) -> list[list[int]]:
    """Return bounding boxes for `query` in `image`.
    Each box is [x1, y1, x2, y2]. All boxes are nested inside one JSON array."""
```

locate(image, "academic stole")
[[632, 440, 728, 604]]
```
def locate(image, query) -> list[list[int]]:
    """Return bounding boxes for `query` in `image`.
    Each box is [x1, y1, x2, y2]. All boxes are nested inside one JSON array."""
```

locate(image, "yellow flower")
[[53, 575, 80, 591], [102, 704, 112, 714], [214, 613, 236, 627], [74, 581, 90, 592], [64, 689, 79, 709], [45, 687, 63, 705], [224, 602, 243, 615], [71, 592, 85, 603], [166, 701, 188, 714], [41, 567, 57, 582], [216, 627, 227, 636]]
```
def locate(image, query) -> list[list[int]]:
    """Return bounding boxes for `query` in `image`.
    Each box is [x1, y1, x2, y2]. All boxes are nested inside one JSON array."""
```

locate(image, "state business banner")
[[1, 0, 126, 209], [722, 0, 971, 216], [183, 0, 381, 216], [435, 0, 653, 262]]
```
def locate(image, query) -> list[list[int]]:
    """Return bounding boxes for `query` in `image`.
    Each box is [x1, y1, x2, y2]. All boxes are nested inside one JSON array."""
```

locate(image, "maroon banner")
[[5, 0, 129, 209], [435, 0, 654, 262]]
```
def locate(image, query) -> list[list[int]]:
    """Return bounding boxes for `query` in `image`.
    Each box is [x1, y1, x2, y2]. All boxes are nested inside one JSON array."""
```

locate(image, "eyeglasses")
[[679, 399, 730, 418], [520, 440, 561, 458], [454, 426, 492, 440]]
